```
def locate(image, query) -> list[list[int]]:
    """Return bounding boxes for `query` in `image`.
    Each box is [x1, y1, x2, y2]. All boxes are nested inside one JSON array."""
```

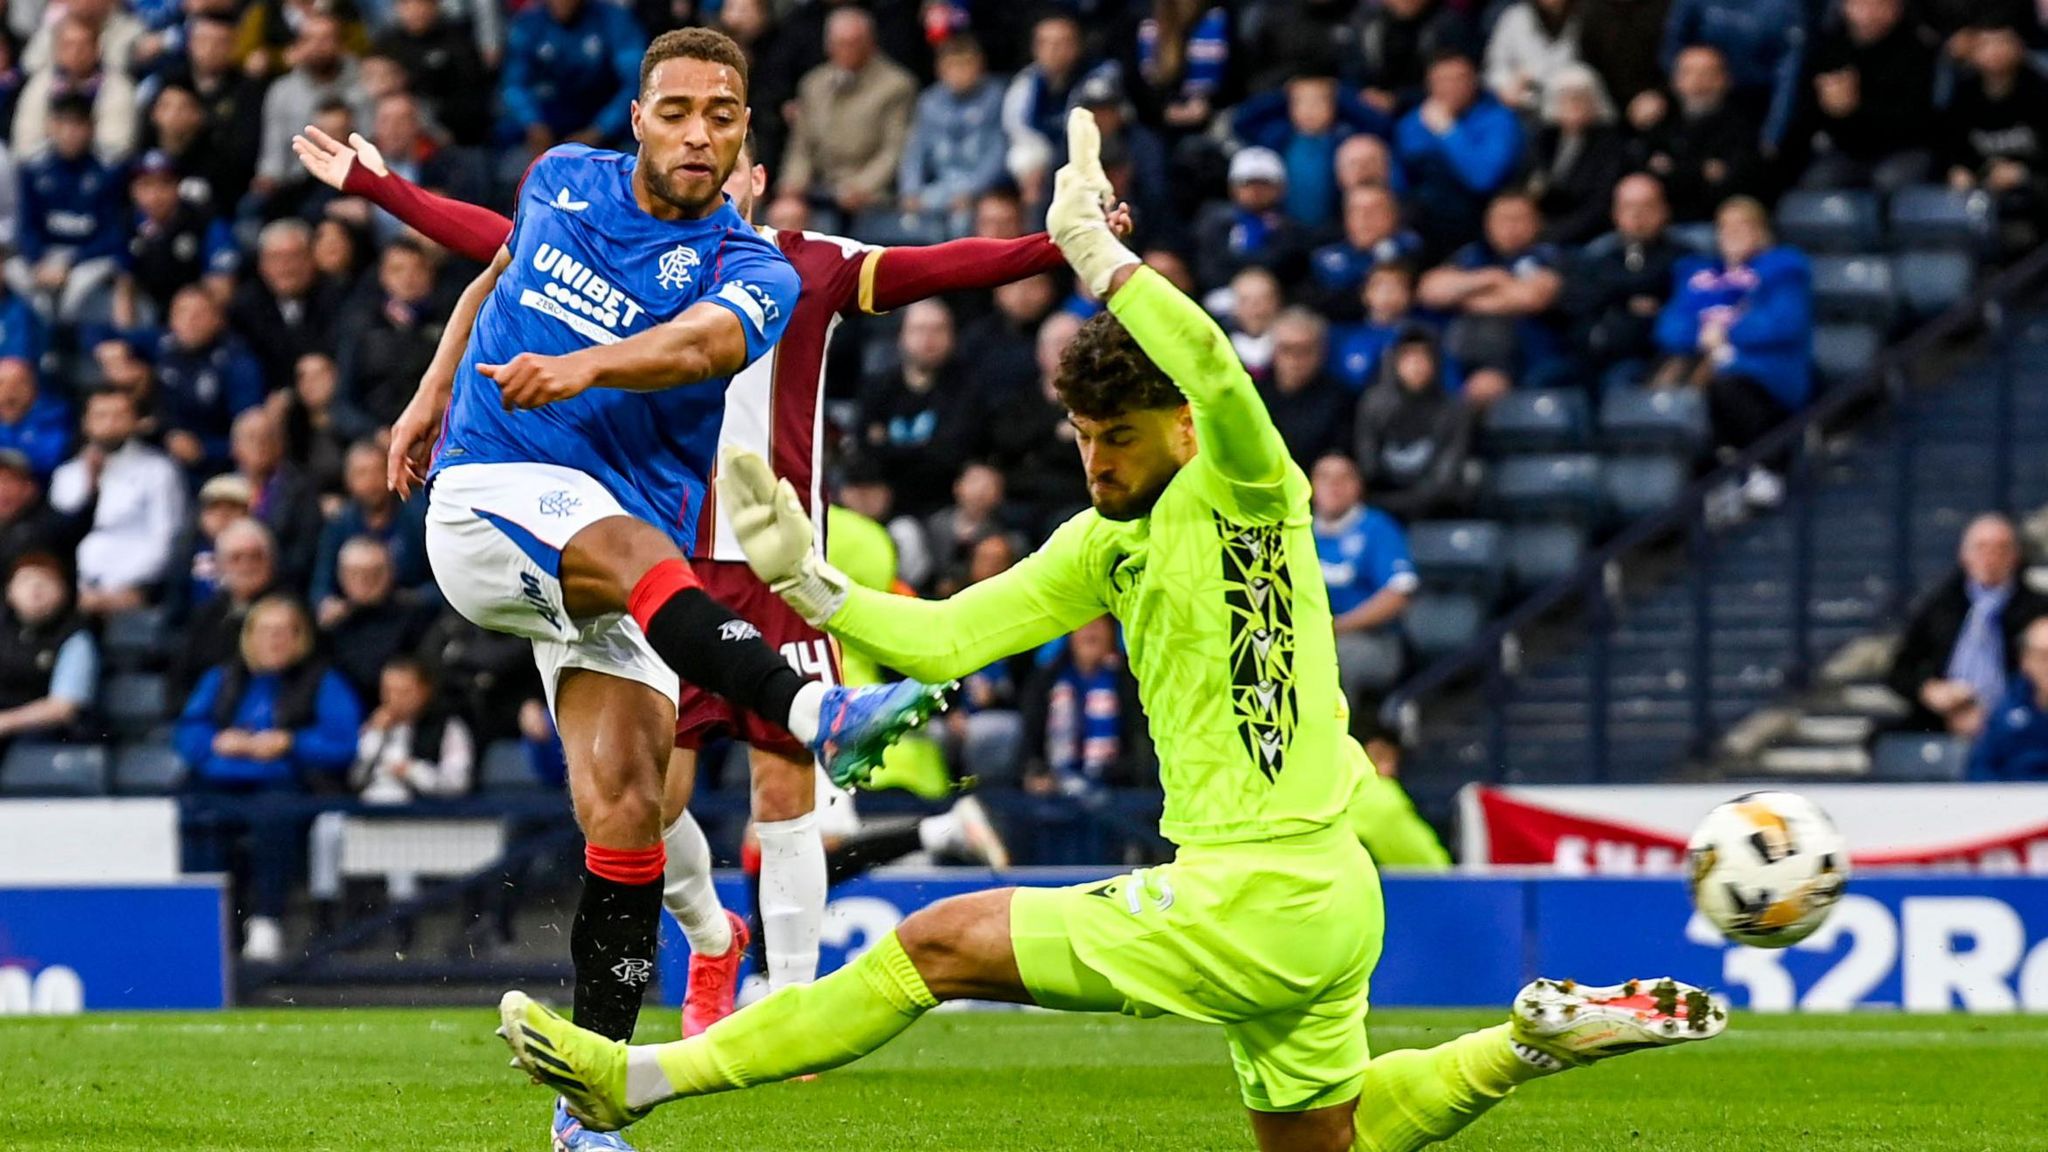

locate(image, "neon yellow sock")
[[627, 931, 937, 1107], [1352, 1025, 1548, 1152]]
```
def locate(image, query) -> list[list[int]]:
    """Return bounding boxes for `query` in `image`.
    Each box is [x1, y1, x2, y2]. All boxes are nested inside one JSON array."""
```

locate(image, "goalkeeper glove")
[[1047, 108, 1140, 298], [717, 446, 850, 625]]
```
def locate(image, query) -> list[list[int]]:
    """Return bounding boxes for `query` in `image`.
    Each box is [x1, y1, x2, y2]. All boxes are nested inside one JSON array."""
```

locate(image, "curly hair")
[[1053, 311, 1187, 420], [641, 27, 750, 98]]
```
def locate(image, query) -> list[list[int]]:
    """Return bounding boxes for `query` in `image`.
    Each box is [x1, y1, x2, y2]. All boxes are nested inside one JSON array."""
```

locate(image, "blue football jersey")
[[432, 144, 799, 548]]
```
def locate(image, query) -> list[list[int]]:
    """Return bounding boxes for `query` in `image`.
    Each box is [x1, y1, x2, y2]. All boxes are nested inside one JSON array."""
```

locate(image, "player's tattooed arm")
[[388, 245, 512, 494], [481, 299, 755, 407]]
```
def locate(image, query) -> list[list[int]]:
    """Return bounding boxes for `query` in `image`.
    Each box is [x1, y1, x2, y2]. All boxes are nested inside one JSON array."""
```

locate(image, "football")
[[1687, 791, 1851, 948]]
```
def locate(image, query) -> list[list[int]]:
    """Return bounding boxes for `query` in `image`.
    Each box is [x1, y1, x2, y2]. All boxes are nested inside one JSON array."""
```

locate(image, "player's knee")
[[896, 892, 1014, 1001], [560, 516, 685, 618]]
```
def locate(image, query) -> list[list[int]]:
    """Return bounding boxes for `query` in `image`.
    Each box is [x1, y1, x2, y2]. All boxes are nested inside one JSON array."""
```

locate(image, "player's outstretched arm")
[[720, 448, 1102, 683], [388, 245, 511, 494], [856, 204, 1129, 314], [292, 126, 513, 264]]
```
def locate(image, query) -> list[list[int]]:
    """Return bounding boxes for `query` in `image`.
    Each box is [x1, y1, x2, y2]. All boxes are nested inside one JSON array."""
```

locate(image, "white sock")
[[661, 812, 732, 955], [785, 681, 825, 744], [755, 810, 826, 990], [918, 812, 957, 853]]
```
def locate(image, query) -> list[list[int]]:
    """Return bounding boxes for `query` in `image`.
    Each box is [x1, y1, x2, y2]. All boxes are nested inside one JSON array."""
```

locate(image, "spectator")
[[277, 352, 371, 499], [498, 0, 643, 154], [154, 284, 267, 473], [861, 301, 980, 517], [1353, 328, 1474, 519], [1889, 513, 2048, 739], [11, 16, 139, 159], [1313, 454, 1418, 705], [959, 272, 1058, 402], [899, 34, 1007, 236], [311, 440, 426, 609], [145, 84, 233, 216], [417, 609, 542, 747], [1577, 0, 1671, 112], [1239, 0, 1350, 94], [122, 149, 239, 325], [1970, 618, 2048, 780], [1352, 0, 1478, 113], [172, 516, 281, 697], [320, 535, 436, 703], [371, 0, 491, 146], [713, 0, 801, 171], [1019, 615, 1152, 799], [228, 406, 323, 589], [1525, 63, 1629, 246], [1075, 71, 1175, 254], [7, 94, 126, 329], [1392, 49, 1523, 258], [1798, 0, 1938, 193], [1193, 146, 1305, 291], [347, 655, 475, 802], [1331, 262, 1450, 393], [775, 7, 918, 224], [51, 388, 185, 617], [165, 472, 253, 623], [1941, 22, 2048, 233], [1230, 72, 1389, 231], [986, 311, 1089, 528], [1260, 307, 1353, 468], [229, 219, 345, 388], [0, 279, 43, 365], [1560, 172, 1682, 389], [1629, 43, 1759, 223], [1310, 184, 1422, 318], [22, 0, 145, 78], [0, 357, 69, 479], [923, 462, 1012, 588], [255, 13, 371, 198], [0, 552, 95, 751], [0, 448, 88, 574], [152, 17, 265, 204], [176, 593, 362, 960], [1225, 265, 1282, 377], [1334, 131, 1400, 197], [1661, 0, 1806, 155], [1418, 191, 1565, 404], [1654, 195, 1813, 499], [972, 185, 1025, 240], [338, 238, 443, 424], [1001, 12, 1088, 198], [1099, 0, 1230, 136], [1485, 0, 1582, 115]]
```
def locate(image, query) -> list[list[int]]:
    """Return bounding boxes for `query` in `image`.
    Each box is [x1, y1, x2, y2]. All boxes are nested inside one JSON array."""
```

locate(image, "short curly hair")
[[1054, 312, 1187, 420], [641, 27, 750, 98]]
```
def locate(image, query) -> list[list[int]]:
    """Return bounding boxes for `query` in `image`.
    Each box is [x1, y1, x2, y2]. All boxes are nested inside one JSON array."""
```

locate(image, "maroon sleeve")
[[861, 233, 1066, 314], [341, 164, 514, 264]]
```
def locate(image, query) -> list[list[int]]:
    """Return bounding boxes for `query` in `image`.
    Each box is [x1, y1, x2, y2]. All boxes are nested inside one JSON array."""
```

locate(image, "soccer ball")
[[1686, 790, 1850, 948]]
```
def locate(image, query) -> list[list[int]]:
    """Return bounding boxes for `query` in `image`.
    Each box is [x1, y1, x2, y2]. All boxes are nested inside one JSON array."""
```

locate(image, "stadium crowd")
[[0, 0, 2042, 945]]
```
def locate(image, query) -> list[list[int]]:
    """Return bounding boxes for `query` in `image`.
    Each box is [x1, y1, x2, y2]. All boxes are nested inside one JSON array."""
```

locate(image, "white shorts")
[[425, 462, 680, 716]]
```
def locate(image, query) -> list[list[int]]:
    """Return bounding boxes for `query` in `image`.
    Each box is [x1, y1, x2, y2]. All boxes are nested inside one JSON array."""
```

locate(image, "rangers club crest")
[[657, 245, 701, 290]]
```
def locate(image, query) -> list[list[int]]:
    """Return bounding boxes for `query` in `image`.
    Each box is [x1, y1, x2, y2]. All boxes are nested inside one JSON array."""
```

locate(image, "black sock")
[[827, 818, 925, 886], [638, 586, 809, 730], [569, 870, 664, 1042], [744, 866, 768, 975]]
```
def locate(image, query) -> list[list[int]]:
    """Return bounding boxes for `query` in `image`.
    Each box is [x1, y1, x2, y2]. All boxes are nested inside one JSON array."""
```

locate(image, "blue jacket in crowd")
[[898, 77, 1007, 211], [1311, 229, 1423, 299], [1233, 86, 1390, 230], [1315, 505, 1419, 616], [1392, 95, 1522, 248], [1662, 0, 1807, 152], [153, 331, 268, 468], [499, 0, 646, 142], [308, 498, 431, 606], [1970, 683, 2048, 781], [0, 291, 45, 364], [0, 392, 72, 477], [16, 150, 127, 264], [1657, 245, 1814, 411], [175, 663, 363, 786]]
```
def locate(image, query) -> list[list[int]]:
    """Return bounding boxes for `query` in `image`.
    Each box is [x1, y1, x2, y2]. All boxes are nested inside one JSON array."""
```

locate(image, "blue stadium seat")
[[113, 743, 188, 794], [1813, 323, 1883, 389], [103, 672, 171, 739], [0, 743, 110, 796], [481, 739, 541, 792], [1774, 190, 1882, 254], [1887, 185, 1996, 252], [1505, 521, 1586, 589], [1893, 249, 1976, 319], [1488, 454, 1604, 521], [1598, 387, 1707, 453], [1403, 592, 1485, 661], [1602, 455, 1690, 521], [1810, 255, 1898, 328], [1481, 389, 1589, 454], [102, 607, 169, 669], [1870, 733, 1969, 781], [1406, 520, 1506, 597]]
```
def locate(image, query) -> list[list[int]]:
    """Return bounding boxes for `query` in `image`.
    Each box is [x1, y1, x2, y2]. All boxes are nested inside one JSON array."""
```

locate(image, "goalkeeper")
[[497, 110, 1723, 1152]]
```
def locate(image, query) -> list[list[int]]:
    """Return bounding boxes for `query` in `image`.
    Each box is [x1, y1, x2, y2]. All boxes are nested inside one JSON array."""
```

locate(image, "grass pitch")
[[3, 1007, 2042, 1150]]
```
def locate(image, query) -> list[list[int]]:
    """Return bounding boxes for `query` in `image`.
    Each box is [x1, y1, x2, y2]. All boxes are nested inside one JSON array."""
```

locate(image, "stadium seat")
[[1869, 733, 1969, 781], [112, 743, 188, 794], [1481, 389, 1589, 454], [1602, 455, 1690, 521], [1893, 249, 1976, 320], [1887, 185, 1996, 252], [1813, 323, 1883, 389], [1810, 255, 1898, 329], [481, 739, 541, 792], [1403, 592, 1485, 661], [1505, 521, 1586, 590], [0, 743, 110, 797], [1773, 189, 1882, 254], [1406, 520, 1506, 598], [1487, 454, 1604, 521], [101, 607, 169, 670], [102, 672, 171, 739], [1598, 387, 1707, 453]]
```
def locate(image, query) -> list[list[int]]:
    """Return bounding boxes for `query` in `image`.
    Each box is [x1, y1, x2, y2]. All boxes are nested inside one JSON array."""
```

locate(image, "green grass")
[[3, 1008, 2044, 1150]]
